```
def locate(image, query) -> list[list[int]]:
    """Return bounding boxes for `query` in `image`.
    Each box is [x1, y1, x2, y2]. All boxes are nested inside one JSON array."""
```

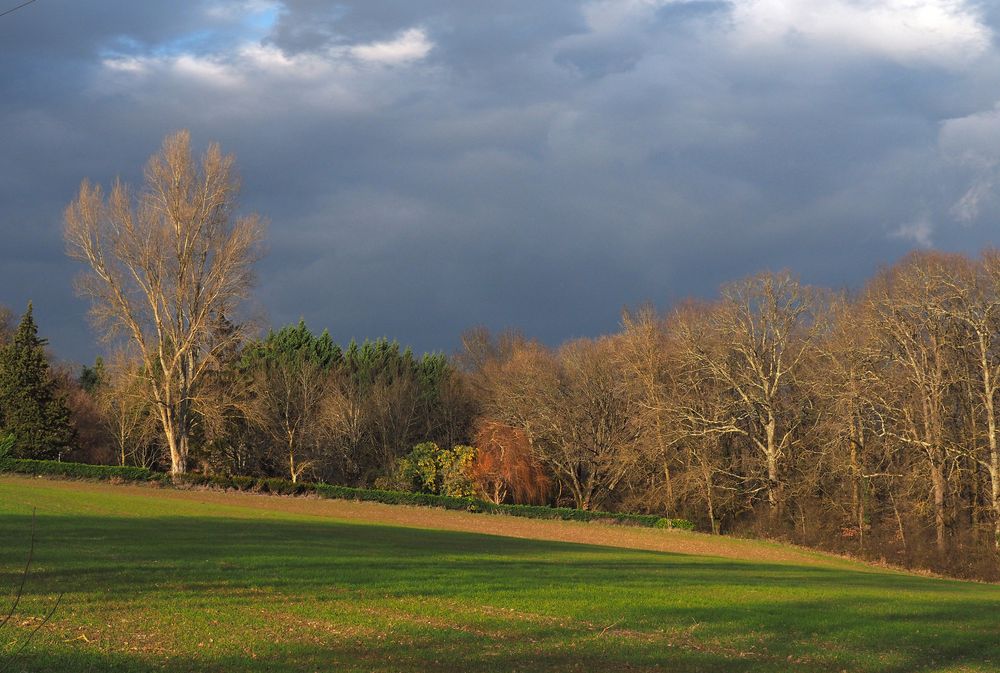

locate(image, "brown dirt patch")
[[0, 475, 853, 567]]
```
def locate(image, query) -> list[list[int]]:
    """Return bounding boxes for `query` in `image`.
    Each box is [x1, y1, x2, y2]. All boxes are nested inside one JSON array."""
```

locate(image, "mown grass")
[[0, 476, 998, 672]]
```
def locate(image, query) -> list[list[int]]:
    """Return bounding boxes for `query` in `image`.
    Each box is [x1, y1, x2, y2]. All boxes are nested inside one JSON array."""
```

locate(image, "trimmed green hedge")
[[310, 483, 693, 529], [0, 459, 694, 531], [1, 458, 161, 483]]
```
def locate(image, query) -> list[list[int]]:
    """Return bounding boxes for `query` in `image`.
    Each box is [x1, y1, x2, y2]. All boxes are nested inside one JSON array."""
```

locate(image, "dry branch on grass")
[[0, 509, 63, 673]]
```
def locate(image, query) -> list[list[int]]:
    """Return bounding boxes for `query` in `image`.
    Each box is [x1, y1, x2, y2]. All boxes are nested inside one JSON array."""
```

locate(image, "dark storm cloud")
[[1, 0, 999, 363]]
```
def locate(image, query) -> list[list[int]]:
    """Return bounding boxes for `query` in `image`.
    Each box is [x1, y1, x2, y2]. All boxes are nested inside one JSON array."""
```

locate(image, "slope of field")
[[0, 476, 997, 673]]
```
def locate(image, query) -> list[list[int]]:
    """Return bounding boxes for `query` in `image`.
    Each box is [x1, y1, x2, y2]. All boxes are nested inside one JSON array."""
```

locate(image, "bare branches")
[[666, 272, 821, 516], [65, 131, 265, 475]]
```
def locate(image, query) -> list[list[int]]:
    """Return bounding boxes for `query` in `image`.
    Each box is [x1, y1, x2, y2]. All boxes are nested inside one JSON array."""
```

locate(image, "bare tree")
[[64, 131, 264, 475], [488, 338, 643, 510], [323, 375, 369, 481], [928, 251, 1000, 550], [863, 252, 964, 555], [99, 351, 159, 468], [977, 251, 1000, 550], [809, 294, 889, 546], [366, 375, 422, 481], [247, 356, 333, 483], [669, 273, 820, 519], [617, 306, 676, 513]]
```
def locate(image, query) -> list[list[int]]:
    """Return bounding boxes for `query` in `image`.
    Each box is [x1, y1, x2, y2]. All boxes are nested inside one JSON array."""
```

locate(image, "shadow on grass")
[[0, 513, 997, 673]]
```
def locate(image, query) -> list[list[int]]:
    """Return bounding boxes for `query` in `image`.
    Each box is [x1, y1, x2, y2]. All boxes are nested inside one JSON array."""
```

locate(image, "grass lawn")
[[0, 476, 998, 672]]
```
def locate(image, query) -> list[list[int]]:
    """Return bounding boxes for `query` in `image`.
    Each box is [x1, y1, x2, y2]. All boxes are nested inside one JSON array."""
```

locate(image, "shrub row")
[[0, 459, 694, 530], [310, 483, 693, 529], [1, 458, 160, 483]]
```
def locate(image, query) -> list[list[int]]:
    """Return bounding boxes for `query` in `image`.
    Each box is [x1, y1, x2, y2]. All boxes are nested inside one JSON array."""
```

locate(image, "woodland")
[[3, 132, 1000, 580]]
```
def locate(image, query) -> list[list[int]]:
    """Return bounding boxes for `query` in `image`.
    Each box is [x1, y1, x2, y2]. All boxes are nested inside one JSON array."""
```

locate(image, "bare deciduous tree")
[[488, 338, 643, 510], [927, 251, 1000, 550], [64, 130, 264, 475], [99, 351, 159, 468], [670, 273, 820, 518], [617, 306, 676, 513], [247, 356, 333, 483], [863, 252, 963, 555], [366, 375, 422, 480]]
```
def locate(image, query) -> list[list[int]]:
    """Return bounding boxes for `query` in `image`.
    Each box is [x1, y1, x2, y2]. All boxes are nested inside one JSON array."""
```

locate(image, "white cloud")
[[102, 56, 148, 75], [891, 216, 934, 247], [950, 174, 999, 223], [571, 0, 991, 72], [728, 0, 990, 67], [940, 104, 1000, 222], [171, 53, 244, 88], [349, 28, 433, 65], [940, 104, 1000, 165], [203, 0, 281, 21], [97, 26, 436, 115]]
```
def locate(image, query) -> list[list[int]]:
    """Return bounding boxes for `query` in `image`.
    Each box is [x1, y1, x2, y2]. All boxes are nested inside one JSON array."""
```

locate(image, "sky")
[[2, 0, 1000, 364]]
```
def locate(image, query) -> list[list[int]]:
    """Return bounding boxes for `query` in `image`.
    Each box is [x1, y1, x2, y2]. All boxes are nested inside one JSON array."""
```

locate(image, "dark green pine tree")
[[79, 355, 106, 394], [0, 303, 74, 459]]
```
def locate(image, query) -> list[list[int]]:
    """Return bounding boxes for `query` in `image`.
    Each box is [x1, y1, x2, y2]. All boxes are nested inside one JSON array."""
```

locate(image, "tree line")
[[2, 131, 999, 579], [460, 256, 1000, 578]]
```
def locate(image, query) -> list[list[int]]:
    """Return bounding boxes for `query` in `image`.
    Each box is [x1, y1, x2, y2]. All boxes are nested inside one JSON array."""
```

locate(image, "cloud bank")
[[1, 0, 999, 361]]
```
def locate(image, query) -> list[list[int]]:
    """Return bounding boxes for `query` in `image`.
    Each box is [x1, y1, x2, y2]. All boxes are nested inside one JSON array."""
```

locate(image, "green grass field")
[[1, 476, 998, 672]]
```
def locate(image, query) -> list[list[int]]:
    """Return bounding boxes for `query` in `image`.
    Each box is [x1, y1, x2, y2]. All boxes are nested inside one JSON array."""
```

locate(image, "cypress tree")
[[0, 303, 74, 459]]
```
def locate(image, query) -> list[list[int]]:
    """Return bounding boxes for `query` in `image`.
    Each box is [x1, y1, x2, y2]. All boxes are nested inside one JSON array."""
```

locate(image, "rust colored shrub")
[[469, 420, 550, 505]]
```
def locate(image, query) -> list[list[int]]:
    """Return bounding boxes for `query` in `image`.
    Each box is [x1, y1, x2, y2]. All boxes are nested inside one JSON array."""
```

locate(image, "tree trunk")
[[166, 433, 187, 475], [663, 463, 673, 515], [704, 468, 718, 535], [765, 412, 781, 520], [162, 410, 188, 476], [890, 489, 907, 554], [848, 414, 865, 548], [982, 359, 1000, 551], [931, 461, 947, 555], [989, 460, 1000, 552]]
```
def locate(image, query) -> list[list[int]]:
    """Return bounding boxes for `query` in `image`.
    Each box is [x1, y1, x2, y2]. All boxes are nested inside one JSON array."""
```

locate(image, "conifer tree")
[[0, 303, 74, 458], [79, 356, 106, 394]]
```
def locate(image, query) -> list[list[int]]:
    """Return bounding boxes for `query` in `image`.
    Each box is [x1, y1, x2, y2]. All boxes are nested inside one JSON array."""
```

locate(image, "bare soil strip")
[[0, 475, 859, 567]]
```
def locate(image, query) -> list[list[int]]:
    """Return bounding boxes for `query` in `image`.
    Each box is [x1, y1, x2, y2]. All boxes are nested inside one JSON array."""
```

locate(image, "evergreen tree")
[[79, 356, 106, 394], [241, 320, 341, 372], [0, 303, 74, 459]]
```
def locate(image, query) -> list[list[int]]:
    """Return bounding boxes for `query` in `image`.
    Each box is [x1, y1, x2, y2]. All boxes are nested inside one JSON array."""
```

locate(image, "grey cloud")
[[1, 0, 999, 363]]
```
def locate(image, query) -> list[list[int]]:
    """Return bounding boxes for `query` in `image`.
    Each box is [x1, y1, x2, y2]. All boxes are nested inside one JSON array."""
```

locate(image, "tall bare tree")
[[810, 295, 886, 545], [64, 130, 264, 475], [99, 352, 159, 468], [977, 251, 1000, 550], [488, 338, 643, 510], [617, 306, 676, 512], [246, 356, 332, 483], [664, 309, 745, 534], [930, 251, 1000, 549], [670, 273, 820, 518], [863, 252, 963, 555]]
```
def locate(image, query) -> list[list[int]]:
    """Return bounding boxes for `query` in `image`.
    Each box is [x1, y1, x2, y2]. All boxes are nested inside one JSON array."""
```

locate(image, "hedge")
[[0, 458, 694, 531], [0, 458, 161, 483]]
